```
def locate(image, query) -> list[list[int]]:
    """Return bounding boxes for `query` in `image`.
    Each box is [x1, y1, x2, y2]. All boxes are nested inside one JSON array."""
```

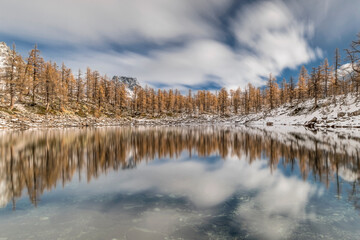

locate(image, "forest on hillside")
[[0, 34, 360, 118]]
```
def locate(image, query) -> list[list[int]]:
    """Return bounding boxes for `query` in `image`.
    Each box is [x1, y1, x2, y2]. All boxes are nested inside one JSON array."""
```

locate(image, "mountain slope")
[[233, 94, 360, 128], [0, 42, 9, 70], [0, 42, 10, 91]]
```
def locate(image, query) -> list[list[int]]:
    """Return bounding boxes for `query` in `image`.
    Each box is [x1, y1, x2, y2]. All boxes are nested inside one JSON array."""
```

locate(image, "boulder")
[[337, 112, 346, 118], [305, 117, 317, 128], [310, 117, 317, 123], [266, 122, 273, 126], [349, 110, 360, 117]]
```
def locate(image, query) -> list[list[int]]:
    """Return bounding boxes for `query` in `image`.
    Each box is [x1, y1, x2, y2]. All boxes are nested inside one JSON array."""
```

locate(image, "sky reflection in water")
[[0, 126, 359, 239]]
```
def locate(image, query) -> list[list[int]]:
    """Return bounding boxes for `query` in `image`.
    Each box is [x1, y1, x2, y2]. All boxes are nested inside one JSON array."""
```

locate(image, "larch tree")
[[297, 66, 308, 102], [243, 88, 249, 115], [288, 76, 295, 104], [97, 77, 106, 110], [167, 89, 175, 113], [60, 63, 67, 103], [311, 67, 321, 108], [157, 89, 164, 114], [43, 62, 58, 111], [322, 58, 331, 98], [145, 87, 153, 113], [248, 84, 257, 112], [334, 48, 341, 96], [85, 67, 93, 102], [280, 78, 287, 105], [346, 34, 360, 96], [267, 74, 278, 109], [4, 43, 20, 109], [150, 88, 158, 115], [76, 69, 83, 104], [232, 87, 241, 114], [27, 44, 44, 105], [346, 33, 360, 74], [15, 53, 27, 103], [92, 71, 100, 105], [218, 87, 228, 116], [186, 89, 193, 114], [119, 83, 128, 113]]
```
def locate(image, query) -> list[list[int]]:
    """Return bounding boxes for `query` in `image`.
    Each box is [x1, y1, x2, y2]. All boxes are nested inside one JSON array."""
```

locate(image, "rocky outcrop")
[[0, 42, 10, 64], [0, 42, 10, 71], [0, 42, 10, 91], [112, 76, 141, 91]]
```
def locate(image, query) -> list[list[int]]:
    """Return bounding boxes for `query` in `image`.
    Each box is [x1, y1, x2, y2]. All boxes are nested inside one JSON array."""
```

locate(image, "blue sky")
[[0, 0, 359, 91]]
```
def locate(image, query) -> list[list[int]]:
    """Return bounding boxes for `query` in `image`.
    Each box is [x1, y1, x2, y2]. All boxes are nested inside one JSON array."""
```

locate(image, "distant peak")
[[112, 76, 141, 90], [0, 42, 8, 48], [0, 42, 10, 54]]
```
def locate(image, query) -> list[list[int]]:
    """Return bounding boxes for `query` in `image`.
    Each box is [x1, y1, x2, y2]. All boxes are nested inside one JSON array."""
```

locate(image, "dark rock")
[[310, 117, 317, 123], [290, 107, 304, 116], [266, 122, 274, 126], [349, 110, 360, 117], [304, 117, 317, 128], [337, 112, 346, 118]]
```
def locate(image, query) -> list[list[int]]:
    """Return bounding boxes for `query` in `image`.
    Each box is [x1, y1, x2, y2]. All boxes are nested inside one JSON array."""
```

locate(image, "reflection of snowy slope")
[[241, 126, 360, 183], [242, 126, 360, 156], [338, 167, 358, 182], [0, 160, 10, 208]]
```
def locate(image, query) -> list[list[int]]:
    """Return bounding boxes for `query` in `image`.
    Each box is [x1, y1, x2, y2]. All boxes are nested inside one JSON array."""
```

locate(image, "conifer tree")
[[43, 62, 58, 111], [297, 66, 308, 102], [334, 48, 341, 96], [27, 44, 43, 105], [322, 58, 331, 98], [288, 76, 295, 104], [186, 89, 193, 114], [150, 88, 158, 115], [232, 87, 241, 114], [76, 69, 83, 104], [346, 33, 360, 74], [85, 67, 92, 102], [4, 43, 19, 109], [218, 88, 228, 116], [280, 78, 287, 105], [267, 74, 278, 109], [311, 67, 321, 108], [119, 83, 127, 113]]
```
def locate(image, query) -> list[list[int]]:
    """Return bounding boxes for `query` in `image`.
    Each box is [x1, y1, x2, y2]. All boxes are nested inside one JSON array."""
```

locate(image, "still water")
[[0, 126, 360, 239]]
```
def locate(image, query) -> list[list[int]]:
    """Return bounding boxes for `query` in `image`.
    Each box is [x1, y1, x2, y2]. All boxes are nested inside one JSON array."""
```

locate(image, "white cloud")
[[60, 1, 319, 90], [232, 1, 318, 71], [286, 0, 360, 43], [0, 0, 230, 45], [0, 0, 323, 89], [64, 155, 318, 239]]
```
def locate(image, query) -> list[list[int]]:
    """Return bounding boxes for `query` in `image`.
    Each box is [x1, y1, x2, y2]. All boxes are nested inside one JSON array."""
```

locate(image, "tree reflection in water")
[[0, 126, 359, 210]]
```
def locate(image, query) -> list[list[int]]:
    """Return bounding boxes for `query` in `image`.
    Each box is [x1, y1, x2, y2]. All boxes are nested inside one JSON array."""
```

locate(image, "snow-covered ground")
[[0, 94, 359, 129], [0, 42, 7, 69], [231, 94, 360, 128], [0, 42, 9, 92]]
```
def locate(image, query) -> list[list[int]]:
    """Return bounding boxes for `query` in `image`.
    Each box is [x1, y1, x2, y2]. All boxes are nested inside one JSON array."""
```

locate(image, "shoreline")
[[1, 94, 360, 130], [1, 114, 360, 130]]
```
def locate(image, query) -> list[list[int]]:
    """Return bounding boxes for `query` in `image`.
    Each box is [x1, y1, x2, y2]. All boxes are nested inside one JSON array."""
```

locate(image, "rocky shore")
[[1, 94, 360, 129]]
